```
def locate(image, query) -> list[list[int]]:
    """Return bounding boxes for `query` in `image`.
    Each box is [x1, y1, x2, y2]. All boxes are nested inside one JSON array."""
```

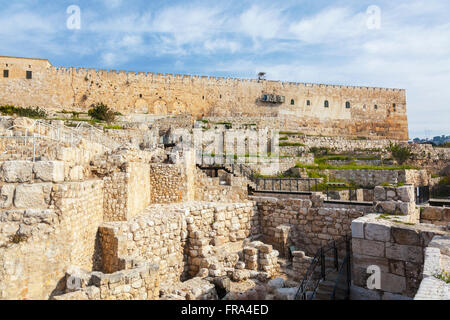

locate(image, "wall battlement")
[[0, 56, 409, 140]]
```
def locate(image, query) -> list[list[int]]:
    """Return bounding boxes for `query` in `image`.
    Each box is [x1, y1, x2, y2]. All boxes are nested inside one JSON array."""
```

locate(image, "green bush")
[[279, 142, 306, 147], [88, 103, 116, 123], [388, 142, 412, 165], [0, 105, 47, 119]]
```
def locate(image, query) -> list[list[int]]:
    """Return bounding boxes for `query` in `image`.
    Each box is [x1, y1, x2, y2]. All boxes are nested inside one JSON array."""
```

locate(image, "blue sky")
[[1, 0, 449, 138]]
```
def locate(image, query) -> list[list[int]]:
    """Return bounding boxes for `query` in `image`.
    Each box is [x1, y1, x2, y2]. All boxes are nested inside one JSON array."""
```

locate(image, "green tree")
[[388, 142, 412, 165], [88, 103, 116, 123]]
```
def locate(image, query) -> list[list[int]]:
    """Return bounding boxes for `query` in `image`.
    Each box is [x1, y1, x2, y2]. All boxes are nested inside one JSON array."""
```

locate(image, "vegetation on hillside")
[[88, 103, 117, 123], [387, 142, 412, 165], [0, 105, 48, 119]]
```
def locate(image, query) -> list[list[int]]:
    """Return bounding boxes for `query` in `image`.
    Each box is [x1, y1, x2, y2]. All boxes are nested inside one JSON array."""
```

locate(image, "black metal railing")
[[230, 163, 321, 193], [294, 235, 352, 300], [415, 186, 430, 205], [331, 252, 351, 300]]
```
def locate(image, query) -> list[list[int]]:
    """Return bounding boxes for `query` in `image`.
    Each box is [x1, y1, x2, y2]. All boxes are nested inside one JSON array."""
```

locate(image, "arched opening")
[[324, 100, 329, 108], [346, 101, 351, 109], [291, 99, 295, 105]]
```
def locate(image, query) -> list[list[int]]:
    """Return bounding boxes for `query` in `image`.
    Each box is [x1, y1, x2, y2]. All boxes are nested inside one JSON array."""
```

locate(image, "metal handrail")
[[331, 254, 351, 300], [294, 235, 352, 300]]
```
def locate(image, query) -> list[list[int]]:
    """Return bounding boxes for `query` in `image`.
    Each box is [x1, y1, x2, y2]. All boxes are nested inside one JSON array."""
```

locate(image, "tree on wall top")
[[388, 142, 412, 165]]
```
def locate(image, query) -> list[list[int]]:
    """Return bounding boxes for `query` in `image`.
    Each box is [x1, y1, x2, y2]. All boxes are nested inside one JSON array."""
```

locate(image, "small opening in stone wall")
[[324, 100, 329, 108], [393, 103, 396, 112], [346, 101, 351, 109], [306, 100, 311, 106], [202, 96, 205, 100], [374, 104, 378, 110], [3, 70, 9, 78], [26, 71, 32, 79], [139, 94, 142, 98], [291, 99, 295, 105]]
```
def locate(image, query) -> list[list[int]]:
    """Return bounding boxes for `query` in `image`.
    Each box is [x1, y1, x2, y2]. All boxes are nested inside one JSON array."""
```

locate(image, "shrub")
[[88, 103, 116, 123], [388, 142, 412, 165], [0, 105, 47, 119]]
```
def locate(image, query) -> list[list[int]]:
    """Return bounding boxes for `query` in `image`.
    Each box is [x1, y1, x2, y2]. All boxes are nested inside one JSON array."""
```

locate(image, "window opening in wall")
[[324, 100, 329, 108], [3, 70, 9, 78], [26, 71, 32, 79], [306, 100, 311, 106], [374, 105, 378, 110], [393, 103, 396, 112], [139, 94, 142, 98], [346, 101, 351, 109], [291, 99, 295, 105]]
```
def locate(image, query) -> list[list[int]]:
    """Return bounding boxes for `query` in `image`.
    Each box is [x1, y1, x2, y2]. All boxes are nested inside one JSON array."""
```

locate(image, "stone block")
[[0, 184, 15, 209], [2, 161, 33, 183], [352, 238, 385, 257], [33, 161, 64, 182], [374, 187, 386, 201], [385, 243, 424, 264], [391, 226, 421, 246], [14, 183, 51, 209], [380, 272, 406, 294], [351, 219, 365, 239], [365, 222, 391, 242], [397, 186, 415, 203]]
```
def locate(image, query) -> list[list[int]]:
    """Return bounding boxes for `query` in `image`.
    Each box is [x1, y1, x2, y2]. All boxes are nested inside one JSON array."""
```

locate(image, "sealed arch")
[[151, 100, 168, 115], [134, 98, 149, 113]]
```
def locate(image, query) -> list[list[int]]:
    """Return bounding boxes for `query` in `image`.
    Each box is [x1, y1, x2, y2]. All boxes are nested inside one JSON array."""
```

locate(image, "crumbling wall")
[[254, 196, 364, 255], [98, 202, 259, 287], [0, 180, 104, 300]]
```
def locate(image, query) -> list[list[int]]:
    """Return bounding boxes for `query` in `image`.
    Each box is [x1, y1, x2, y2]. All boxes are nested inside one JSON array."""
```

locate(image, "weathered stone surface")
[[391, 226, 421, 246], [13, 183, 51, 209], [2, 161, 33, 183], [0, 184, 15, 209], [365, 222, 391, 242], [380, 272, 406, 294], [352, 238, 385, 257], [385, 243, 424, 264], [33, 161, 64, 182]]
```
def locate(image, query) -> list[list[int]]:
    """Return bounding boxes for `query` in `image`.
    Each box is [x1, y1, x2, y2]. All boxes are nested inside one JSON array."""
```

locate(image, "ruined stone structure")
[[0, 56, 408, 140]]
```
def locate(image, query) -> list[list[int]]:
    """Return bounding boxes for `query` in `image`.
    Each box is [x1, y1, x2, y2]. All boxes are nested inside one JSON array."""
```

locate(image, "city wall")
[[0, 56, 409, 140]]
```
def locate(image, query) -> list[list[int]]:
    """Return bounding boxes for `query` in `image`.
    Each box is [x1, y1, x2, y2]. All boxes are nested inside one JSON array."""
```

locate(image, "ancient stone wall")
[[253, 196, 365, 255], [0, 57, 409, 140], [53, 263, 160, 300], [0, 179, 104, 300], [351, 214, 448, 298], [328, 169, 429, 188], [150, 164, 186, 203], [98, 202, 259, 287]]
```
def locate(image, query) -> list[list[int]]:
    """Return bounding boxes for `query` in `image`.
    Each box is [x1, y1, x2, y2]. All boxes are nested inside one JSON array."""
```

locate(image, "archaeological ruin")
[[0, 56, 448, 301]]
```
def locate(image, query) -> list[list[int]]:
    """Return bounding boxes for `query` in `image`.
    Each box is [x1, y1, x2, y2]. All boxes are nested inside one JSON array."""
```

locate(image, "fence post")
[[32, 134, 36, 162], [320, 248, 326, 280]]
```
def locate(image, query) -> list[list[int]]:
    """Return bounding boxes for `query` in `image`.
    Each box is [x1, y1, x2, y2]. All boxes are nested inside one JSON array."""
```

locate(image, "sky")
[[0, 0, 449, 139]]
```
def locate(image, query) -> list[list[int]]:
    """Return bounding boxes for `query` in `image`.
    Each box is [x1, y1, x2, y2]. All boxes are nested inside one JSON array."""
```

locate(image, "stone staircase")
[[312, 271, 348, 300]]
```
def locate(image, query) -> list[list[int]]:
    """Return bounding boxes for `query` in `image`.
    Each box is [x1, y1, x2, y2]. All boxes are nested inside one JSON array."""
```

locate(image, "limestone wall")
[[0, 180, 104, 300], [150, 164, 186, 203], [328, 169, 429, 188], [351, 214, 448, 298], [253, 196, 365, 255], [53, 263, 160, 300], [98, 202, 259, 286], [0, 56, 409, 140]]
